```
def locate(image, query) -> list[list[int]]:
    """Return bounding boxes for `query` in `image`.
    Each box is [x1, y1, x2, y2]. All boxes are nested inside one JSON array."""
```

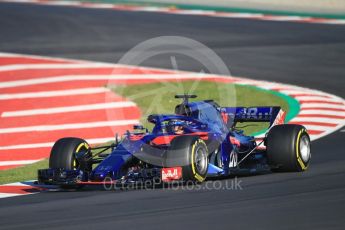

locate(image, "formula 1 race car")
[[38, 95, 311, 188]]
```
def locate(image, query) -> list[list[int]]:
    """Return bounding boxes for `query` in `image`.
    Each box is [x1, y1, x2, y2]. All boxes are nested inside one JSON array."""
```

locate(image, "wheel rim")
[[195, 147, 208, 174], [73, 143, 89, 170], [300, 135, 311, 163]]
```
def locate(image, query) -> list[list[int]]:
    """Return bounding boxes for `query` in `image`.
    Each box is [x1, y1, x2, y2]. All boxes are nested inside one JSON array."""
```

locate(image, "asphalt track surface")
[[0, 2, 344, 230]]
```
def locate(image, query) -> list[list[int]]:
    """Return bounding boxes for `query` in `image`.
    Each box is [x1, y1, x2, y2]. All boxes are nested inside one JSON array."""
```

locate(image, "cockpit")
[[175, 100, 228, 134], [148, 115, 207, 135]]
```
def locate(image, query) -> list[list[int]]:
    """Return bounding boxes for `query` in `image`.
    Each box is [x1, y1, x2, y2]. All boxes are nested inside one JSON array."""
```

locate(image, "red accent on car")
[[162, 167, 182, 182], [152, 132, 209, 145], [130, 134, 145, 141], [152, 135, 177, 145], [272, 110, 286, 126], [230, 136, 241, 147], [77, 181, 116, 185], [221, 112, 229, 124]]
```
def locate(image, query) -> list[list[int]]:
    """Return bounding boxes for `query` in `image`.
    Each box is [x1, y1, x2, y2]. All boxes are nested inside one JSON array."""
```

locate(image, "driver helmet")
[[168, 120, 185, 135]]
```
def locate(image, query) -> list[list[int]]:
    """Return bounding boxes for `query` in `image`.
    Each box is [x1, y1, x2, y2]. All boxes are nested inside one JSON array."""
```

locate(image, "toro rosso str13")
[[38, 95, 311, 188]]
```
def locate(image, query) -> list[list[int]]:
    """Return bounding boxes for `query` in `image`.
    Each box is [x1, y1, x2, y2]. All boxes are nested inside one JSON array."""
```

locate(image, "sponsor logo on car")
[[162, 167, 182, 182]]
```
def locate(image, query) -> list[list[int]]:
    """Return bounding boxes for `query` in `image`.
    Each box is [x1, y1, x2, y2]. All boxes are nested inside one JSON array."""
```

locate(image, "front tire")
[[165, 136, 209, 183], [49, 137, 90, 189], [49, 137, 90, 170], [266, 124, 311, 172]]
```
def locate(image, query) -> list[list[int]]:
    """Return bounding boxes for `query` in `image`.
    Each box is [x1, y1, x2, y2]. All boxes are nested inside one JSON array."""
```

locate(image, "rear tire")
[[165, 136, 209, 183], [266, 124, 311, 172]]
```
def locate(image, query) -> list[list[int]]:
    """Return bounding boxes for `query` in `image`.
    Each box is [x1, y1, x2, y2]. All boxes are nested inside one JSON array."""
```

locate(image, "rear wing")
[[220, 106, 286, 128]]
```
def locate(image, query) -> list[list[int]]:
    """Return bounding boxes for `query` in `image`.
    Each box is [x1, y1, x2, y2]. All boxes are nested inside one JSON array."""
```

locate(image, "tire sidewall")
[[295, 128, 311, 170], [267, 125, 311, 172], [165, 136, 209, 182], [49, 137, 89, 170], [186, 138, 208, 182]]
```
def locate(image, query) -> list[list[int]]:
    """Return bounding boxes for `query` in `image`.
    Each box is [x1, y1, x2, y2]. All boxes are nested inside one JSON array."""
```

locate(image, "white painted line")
[[261, 16, 306, 21], [340, 129, 345, 132], [301, 125, 332, 131], [309, 125, 345, 141], [0, 63, 113, 72], [300, 103, 344, 109], [247, 84, 279, 90], [294, 95, 342, 101], [299, 100, 344, 105], [137, 6, 172, 12], [288, 121, 338, 127], [3, 182, 33, 187], [7, 181, 58, 190], [0, 193, 23, 199], [0, 119, 139, 134], [234, 81, 300, 90], [323, 19, 345, 25], [0, 137, 118, 150], [0, 87, 110, 100], [42, 1, 81, 6], [173, 9, 216, 15], [277, 90, 332, 96], [234, 80, 261, 85], [299, 110, 345, 116], [0, 74, 209, 89], [2, 101, 136, 117], [81, 3, 115, 9], [278, 86, 334, 96], [216, 13, 264, 18], [0, 159, 41, 166], [235, 82, 279, 90], [291, 117, 345, 123]]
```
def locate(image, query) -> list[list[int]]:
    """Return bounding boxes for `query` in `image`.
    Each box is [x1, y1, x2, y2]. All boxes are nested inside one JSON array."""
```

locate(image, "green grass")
[[0, 81, 289, 185], [0, 159, 48, 185]]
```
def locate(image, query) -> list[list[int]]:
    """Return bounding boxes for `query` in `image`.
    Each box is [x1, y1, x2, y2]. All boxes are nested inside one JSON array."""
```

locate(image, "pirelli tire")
[[266, 124, 311, 172], [165, 136, 209, 183], [49, 137, 91, 189], [49, 137, 90, 171]]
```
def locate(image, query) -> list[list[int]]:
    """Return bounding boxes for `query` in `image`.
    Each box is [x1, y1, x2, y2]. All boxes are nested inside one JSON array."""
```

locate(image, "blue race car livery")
[[38, 95, 311, 187]]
